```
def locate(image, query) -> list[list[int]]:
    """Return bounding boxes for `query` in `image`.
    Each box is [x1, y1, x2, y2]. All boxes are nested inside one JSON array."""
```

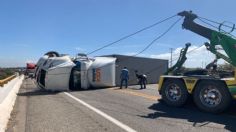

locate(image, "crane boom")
[[166, 43, 191, 75], [178, 11, 236, 66]]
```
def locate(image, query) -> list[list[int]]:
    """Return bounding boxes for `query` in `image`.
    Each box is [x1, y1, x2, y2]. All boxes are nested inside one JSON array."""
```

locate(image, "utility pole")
[[170, 48, 173, 67]]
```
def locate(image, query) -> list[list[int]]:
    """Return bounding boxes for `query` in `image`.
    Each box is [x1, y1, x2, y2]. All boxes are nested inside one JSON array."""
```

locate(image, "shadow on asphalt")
[[69, 85, 142, 91], [111, 87, 143, 91], [126, 87, 144, 90], [139, 100, 236, 131], [17, 89, 60, 96], [69, 87, 112, 92], [73, 84, 147, 91]]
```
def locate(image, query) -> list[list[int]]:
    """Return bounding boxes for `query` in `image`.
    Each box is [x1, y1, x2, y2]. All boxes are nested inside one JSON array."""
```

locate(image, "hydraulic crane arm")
[[204, 42, 232, 64], [178, 11, 213, 40], [178, 11, 236, 67], [166, 43, 191, 75]]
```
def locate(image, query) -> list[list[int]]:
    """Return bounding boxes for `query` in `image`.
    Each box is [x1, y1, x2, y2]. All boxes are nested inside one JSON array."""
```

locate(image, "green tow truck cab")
[[158, 11, 236, 113]]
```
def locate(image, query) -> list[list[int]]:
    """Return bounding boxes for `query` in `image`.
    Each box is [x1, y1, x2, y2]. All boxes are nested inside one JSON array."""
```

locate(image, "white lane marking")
[[64, 92, 137, 132]]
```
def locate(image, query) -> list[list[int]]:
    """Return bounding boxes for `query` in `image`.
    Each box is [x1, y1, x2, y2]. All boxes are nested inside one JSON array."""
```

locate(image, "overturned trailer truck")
[[35, 52, 116, 91]]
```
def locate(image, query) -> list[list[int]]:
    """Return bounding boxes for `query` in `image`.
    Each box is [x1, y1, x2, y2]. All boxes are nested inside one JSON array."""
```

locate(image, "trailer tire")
[[44, 51, 60, 57], [161, 79, 189, 107], [193, 81, 231, 113]]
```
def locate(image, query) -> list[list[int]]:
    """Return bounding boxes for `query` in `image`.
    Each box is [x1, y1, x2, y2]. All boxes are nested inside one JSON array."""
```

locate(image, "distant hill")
[[0, 68, 16, 80]]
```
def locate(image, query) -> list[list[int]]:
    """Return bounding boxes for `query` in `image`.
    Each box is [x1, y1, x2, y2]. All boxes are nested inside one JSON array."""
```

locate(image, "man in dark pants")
[[135, 70, 147, 89], [120, 67, 129, 89]]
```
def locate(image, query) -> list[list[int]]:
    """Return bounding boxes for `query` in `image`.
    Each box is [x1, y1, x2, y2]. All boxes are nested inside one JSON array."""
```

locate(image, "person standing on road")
[[135, 70, 147, 89], [120, 67, 129, 89]]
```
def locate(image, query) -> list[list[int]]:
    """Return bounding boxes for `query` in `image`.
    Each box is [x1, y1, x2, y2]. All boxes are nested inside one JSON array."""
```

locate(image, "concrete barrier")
[[0, 75, 24, 132]]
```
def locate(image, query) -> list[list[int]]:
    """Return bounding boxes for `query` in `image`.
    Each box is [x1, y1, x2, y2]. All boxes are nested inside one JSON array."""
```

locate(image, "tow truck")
[[158, 11, 236, 113]]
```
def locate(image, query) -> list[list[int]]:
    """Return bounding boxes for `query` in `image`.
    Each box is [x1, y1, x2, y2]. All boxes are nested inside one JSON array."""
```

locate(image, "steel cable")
[[197, 17, 236, 38], [87, 14, 178, 55], [198, 16, 235, 30]]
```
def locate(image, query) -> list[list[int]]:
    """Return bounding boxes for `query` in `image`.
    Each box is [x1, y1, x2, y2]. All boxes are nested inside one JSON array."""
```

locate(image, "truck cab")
[[35, 52, 116, 91]]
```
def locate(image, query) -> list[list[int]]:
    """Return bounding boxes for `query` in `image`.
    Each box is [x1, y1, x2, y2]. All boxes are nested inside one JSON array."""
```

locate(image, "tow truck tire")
[[161, 79, 189, 107], [193, 81, 231, 113]]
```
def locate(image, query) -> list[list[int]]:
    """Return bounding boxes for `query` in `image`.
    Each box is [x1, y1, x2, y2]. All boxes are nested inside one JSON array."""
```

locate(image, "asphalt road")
[[6, 78, 236, 132]]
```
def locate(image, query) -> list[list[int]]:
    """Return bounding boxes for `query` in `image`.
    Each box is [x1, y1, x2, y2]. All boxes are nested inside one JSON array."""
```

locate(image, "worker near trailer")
[[120, 67, 129, 89], [135, 70, 147, 89]]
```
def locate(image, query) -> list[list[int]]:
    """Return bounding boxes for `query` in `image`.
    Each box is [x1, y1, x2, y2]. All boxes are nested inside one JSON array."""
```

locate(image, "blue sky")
[[0, 0, 236, 67]]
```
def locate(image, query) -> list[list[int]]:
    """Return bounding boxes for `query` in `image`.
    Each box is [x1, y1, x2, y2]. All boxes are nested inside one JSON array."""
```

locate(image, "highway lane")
[[7, 79, 125, 132], [6, 79, 236, 132]]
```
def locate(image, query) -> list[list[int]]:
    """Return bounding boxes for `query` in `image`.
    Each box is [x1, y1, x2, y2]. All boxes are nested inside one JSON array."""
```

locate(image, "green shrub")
[[0, 68, 14, 80]]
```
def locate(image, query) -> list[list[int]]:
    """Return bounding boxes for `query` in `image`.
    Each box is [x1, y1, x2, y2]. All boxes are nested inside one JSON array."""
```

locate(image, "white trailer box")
[[88, 57, 116, 87]]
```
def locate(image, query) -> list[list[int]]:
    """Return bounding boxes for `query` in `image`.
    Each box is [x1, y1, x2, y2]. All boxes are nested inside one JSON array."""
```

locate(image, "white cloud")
[[150, 45, 225, 68]]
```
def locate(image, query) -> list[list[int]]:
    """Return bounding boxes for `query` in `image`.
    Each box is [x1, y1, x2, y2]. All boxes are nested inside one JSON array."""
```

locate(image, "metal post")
[[170, 48, 173, 67]]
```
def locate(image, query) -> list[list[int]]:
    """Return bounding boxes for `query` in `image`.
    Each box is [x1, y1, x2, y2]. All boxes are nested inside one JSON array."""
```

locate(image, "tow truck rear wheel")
[[161, 79, 189, 107], [193, 81, 231, 113]]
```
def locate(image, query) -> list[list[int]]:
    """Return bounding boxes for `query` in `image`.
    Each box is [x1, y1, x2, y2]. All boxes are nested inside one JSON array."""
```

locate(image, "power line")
[[106, 17, 182, 67], [105, 17, 183, 81], [133, 17, 182, 56], [87, 14, 178, 55]]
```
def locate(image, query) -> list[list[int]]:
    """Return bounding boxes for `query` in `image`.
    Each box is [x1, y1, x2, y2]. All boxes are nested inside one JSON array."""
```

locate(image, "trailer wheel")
[[193, 81, 231, 113], [161, 79, 189, 107], [44, 51, 60, 57]]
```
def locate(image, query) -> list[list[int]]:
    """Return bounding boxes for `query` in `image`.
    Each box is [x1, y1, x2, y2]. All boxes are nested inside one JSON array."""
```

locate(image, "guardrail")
[[0, 75, 17, 87]]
